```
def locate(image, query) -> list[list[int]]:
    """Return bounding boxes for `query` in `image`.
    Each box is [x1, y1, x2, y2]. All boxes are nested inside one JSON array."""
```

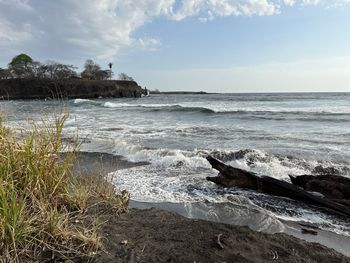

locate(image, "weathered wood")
[[289, 174, 350, 199], [206, 156, 258, 188], [206, 155, 350, 217]]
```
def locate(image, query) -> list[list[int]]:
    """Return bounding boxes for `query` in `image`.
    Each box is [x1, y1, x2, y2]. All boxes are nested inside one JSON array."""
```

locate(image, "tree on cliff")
[[8, 53, 34, 78], [5, 56, 77, 79], [118, 73, 134, 81], [0, 68, 12, 79], [81, 59, 108, 80], [26, 61, 44, 78], [41, 61, 77, 79]]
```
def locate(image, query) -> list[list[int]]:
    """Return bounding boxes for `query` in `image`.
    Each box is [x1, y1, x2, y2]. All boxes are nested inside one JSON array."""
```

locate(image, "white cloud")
[[170, 0, 279, 21], [0, 0, 39, 58], [33, 0, 174, 59], [136, 37, 162, 51], [0, 0, 175, 61], [301, 0, 320, 5], [0, 0, 32, 11], [286, 0, 350, 7], [283, 0, 296, 6], [0, 0, 348, 62], [326, 0, 350, 7], [0, 17, 31, 44]]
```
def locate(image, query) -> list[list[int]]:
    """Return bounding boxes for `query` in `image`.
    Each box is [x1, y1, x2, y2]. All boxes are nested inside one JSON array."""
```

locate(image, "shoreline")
[[129, 200, 350, 258], [75, 151, 350, 261], [96, 207, 350, 262]]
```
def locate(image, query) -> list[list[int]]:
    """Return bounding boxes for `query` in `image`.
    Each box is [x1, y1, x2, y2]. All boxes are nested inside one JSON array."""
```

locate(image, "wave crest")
[[100, 101, 350, 116]]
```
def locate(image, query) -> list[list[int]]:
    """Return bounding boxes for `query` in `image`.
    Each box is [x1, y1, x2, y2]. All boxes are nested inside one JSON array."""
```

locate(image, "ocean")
[[2, 92, 350, 242]]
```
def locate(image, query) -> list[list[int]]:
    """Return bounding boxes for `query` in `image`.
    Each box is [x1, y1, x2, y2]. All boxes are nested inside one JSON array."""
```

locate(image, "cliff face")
[[0, 78, 144, 100]]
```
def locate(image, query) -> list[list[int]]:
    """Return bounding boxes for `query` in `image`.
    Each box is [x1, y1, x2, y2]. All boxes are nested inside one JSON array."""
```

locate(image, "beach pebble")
[[120, 240, 128, 245]]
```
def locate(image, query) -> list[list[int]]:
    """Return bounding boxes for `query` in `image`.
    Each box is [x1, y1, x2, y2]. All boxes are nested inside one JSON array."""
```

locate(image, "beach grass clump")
[[0, 115, 129, 262]]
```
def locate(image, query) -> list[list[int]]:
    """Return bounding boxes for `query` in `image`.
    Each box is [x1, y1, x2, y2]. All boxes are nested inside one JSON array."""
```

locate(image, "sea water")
[[2, 92, 350, 238]]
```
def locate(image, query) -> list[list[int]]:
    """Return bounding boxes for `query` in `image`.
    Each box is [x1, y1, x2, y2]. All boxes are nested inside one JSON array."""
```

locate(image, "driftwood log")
[[289, 174, 350, 208], [206, 155, 350, 217]]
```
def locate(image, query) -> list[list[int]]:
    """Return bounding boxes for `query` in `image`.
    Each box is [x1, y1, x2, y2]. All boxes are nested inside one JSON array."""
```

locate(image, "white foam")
[[223, 149, 350, 181], [229, 158, 309, 182], [111, 138, 211, 167], [110, 138, 349, 181], [111, 159, 350, 237], [109, 145, 309, 202], [108, 143, 350, 237], [73, 98, 93, 104], [103, 102, 180, 108]]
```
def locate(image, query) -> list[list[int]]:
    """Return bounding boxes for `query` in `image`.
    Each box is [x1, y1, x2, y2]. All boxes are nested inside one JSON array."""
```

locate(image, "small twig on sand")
[[271, 250, 279, 260], [141, 244, 146, 253], [216, 234, 224, 249], [301, 228, 318, 235]]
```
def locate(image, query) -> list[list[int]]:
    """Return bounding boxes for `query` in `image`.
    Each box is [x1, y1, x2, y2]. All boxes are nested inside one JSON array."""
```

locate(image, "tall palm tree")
[[108, 62, 113, 80]]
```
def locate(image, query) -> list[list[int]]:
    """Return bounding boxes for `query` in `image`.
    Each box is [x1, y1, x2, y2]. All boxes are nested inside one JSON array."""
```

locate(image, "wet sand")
[[96, 207, 349, 263], [71, 151, 149, 177], [75, 151, 350, 262]]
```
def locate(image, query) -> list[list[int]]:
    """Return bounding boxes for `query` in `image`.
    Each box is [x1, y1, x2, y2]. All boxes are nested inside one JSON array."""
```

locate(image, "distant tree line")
[[0, 53, 135, 81]]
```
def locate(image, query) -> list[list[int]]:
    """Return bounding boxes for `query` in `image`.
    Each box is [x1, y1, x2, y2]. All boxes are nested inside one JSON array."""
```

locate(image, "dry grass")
[[0, 114, 129, 262]]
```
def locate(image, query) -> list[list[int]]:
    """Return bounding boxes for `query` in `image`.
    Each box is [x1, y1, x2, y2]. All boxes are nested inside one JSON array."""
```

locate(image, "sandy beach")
[[75, 151, 350, 262], [95, 207, 350, 263]]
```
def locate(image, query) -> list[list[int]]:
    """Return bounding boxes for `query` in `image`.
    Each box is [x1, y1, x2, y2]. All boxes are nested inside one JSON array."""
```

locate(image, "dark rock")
[[0, 78, 144, 100]]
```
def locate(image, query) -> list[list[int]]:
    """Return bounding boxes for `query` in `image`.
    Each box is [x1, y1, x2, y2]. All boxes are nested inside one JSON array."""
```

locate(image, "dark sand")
[[96, 208, 350, 263], [75, 152, 350, 262]]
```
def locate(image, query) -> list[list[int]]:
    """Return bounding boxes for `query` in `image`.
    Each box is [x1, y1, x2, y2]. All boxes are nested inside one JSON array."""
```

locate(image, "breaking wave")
[[104, 102, 350, 115], [72, 98, 350, 115], [71, 100, 350, 123], [108, 144, 350, 236]]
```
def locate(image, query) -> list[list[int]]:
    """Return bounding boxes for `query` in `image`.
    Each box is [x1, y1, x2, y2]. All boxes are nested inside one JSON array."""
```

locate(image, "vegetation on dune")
[[0, 115, 129, 262]]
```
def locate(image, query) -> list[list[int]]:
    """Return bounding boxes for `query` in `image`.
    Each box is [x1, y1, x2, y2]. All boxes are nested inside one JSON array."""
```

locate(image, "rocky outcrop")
[[0, 78, 144, 99]]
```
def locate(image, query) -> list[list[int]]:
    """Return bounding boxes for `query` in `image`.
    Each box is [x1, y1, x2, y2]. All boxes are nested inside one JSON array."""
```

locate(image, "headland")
[[0, 78, 144, 100]]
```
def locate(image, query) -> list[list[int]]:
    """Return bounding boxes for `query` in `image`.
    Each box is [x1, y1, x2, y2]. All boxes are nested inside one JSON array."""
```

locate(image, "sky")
[[0, 0, 350, 93]]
